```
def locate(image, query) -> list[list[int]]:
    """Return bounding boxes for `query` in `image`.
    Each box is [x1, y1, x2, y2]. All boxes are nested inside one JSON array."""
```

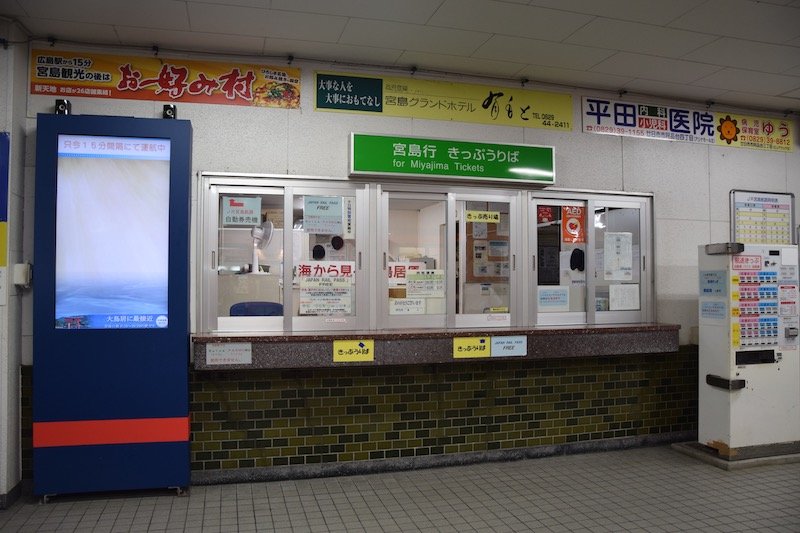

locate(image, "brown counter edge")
[[192, 323, 680, 370]]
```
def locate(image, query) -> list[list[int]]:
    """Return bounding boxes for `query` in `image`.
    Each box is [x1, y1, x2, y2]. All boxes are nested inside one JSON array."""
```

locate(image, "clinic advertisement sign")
[[31, 49, 301, 108], [582, 97, 793, 152], [318, 71, 572, 131]]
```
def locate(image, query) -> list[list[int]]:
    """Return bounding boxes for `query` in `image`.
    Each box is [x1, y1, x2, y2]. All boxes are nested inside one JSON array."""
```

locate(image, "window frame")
[[197, 174, 654, 334]]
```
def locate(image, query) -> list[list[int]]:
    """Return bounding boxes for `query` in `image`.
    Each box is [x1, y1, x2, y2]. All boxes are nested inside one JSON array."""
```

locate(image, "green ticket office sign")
[[350, 133, 555, 186]]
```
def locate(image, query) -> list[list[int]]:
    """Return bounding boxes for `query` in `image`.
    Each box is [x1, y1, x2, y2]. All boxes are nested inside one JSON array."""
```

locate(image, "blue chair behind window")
[[230, 301, 283, 316]]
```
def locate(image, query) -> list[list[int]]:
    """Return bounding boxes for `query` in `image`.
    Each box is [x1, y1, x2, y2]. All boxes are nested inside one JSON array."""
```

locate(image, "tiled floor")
[[1, 445, 799, 532]]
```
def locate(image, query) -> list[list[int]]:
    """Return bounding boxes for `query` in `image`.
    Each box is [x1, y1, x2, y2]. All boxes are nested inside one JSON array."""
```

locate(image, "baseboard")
[[0, 480, 23, 509], [192, 430, 696, 485]]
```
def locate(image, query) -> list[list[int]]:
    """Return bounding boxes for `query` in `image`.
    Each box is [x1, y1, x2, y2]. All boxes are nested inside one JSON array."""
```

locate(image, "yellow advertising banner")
[[316, 71, 572, 131], [31, 49, 301, 108], [715, 113, 792, 151]]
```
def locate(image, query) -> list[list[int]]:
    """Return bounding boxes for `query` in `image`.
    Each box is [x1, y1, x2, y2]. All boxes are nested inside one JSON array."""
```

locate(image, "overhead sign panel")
[[350, 133, 554, 185]]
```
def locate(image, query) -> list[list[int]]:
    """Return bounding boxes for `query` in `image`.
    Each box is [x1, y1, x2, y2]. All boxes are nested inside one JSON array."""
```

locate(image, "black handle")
[[706, 374, 745, 391]]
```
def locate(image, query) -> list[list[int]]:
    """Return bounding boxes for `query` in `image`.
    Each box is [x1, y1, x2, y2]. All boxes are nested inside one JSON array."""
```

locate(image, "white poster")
[[406, 269, 445, 297], [604, 232, 633, 281], [609, 284, 639, 310], [389, 298, 426, 315]]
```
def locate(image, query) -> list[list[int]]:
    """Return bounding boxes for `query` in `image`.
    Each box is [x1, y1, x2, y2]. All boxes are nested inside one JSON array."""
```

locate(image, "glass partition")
[[214, 187, 286, 331], [454, 193, 518, 328], [531, 199, 588, 324], [289, 187, 364, 331], [380, 192, 449, 328], [592, 201, 646, 323], [199, 174, 653, 333]]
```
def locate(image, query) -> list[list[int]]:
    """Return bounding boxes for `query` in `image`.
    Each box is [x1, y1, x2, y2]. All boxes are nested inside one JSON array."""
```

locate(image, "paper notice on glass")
[[299, 277, 352, 315], [341, 196, 355, 239], [406, 269, 445, 297], [303, 196, 343, 234], [466, 210, 499, 223], [701, 301, 727, 320], [538, 286, 570, 312], [299, 289, 352, 315], [497, 213, 510, 236], [472, 222, 488, 239], [222, 196, 261, 226], [389, 298, 426, 315], [609, 284, 639, 310], [604, 232, 633, 281]]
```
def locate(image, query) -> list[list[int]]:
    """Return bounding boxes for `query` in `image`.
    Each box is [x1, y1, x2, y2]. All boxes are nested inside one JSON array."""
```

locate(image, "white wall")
[[16, 48, 800, 358], [387, 210, 419, 259], [1, 22, 29, 502]]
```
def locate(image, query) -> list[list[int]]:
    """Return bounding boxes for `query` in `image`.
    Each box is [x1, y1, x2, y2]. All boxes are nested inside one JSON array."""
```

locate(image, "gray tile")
[[2, 446, 799, 532]]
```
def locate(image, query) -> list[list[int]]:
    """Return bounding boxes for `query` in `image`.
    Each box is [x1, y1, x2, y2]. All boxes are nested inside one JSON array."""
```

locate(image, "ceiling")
[[2, 0, 800, 114]]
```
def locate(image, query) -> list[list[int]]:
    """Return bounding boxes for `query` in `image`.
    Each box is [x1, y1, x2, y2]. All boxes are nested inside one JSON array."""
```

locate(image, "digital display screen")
[[55, 134, 171, 329]]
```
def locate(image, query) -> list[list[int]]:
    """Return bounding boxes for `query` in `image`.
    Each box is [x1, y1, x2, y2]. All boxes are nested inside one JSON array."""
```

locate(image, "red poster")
[[537, 206, 554, 223], [561, 206, 585, 243]]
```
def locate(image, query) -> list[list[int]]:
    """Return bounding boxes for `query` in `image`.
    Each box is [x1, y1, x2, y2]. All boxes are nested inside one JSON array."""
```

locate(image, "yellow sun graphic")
[[717, 115, 740, 144]]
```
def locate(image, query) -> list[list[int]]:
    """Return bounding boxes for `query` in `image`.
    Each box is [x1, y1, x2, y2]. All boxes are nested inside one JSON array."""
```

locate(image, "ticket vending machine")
[[698, 243, 800, 459]]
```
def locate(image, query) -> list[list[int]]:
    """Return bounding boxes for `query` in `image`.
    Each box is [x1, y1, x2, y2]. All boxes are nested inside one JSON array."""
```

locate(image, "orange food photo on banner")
[[253, 82, 300, 108]]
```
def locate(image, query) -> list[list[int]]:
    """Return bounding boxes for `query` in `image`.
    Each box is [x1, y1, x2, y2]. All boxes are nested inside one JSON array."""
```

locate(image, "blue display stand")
[[32, 114, 192, 497], [0, 132, 9, 222]]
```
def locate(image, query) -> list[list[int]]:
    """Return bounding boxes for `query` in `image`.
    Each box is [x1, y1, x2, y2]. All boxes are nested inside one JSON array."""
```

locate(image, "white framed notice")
[[730, 190, 794, 245]]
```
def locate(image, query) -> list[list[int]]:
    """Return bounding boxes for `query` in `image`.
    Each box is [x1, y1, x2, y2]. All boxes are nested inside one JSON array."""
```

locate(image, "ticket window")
[[288, 186, 367, 331], [379, 193, 449, 328], [214, 188, 286, 332], [592, 200, 649, 323], [201, 178, 368, 333], [455, 194, 518, 328], [531, 199, 588, 325]]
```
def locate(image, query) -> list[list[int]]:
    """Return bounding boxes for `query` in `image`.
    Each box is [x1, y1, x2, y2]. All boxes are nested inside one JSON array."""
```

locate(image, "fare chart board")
[[730, 190, 795, 245]]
